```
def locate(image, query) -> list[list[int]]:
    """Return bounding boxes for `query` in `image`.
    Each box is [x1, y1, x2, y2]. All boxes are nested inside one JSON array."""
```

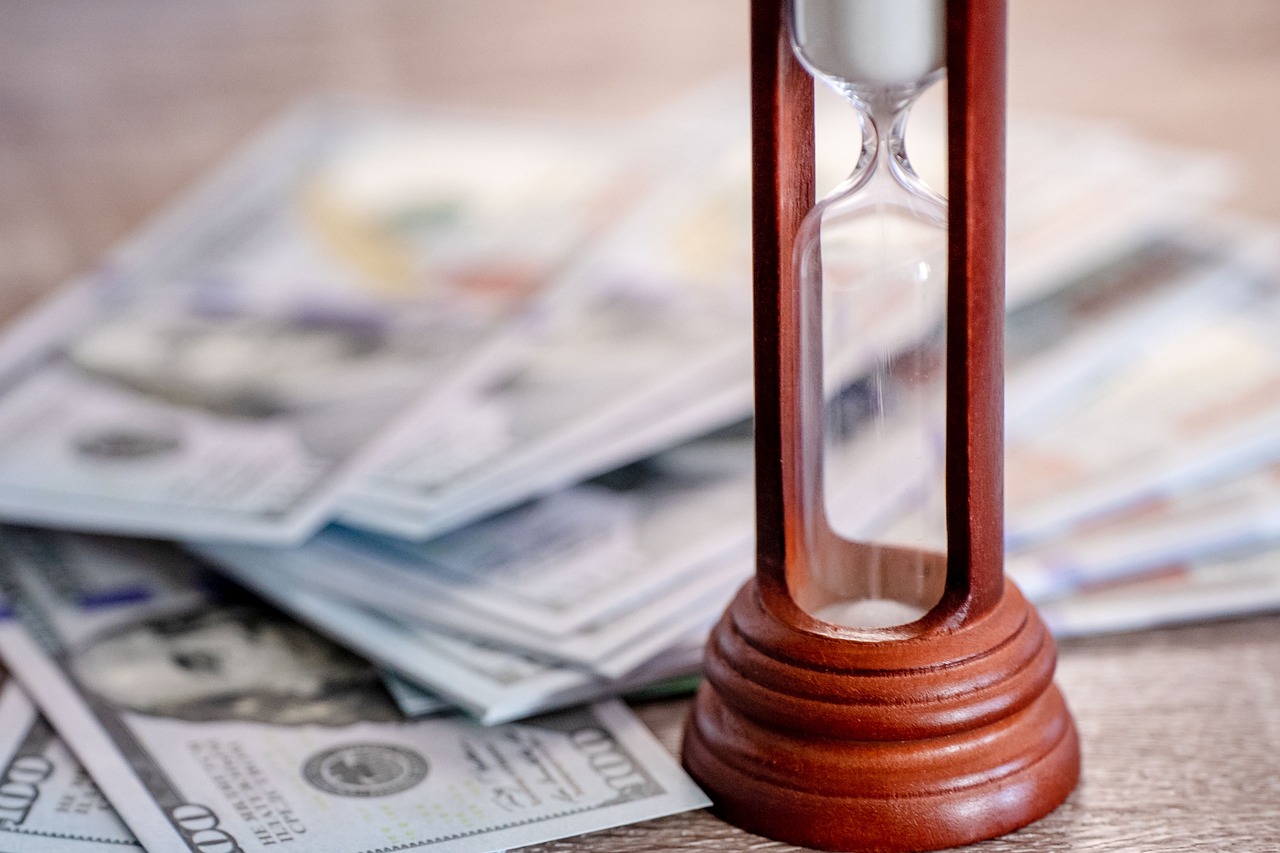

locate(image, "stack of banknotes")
[[0, 80, 1276, 852]]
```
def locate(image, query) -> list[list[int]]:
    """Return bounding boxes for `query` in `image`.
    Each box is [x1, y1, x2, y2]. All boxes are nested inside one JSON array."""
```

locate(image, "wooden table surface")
[[3, 2, 1279, 850]]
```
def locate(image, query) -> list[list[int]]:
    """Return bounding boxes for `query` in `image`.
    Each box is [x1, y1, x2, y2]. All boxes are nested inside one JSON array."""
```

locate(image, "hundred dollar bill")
[[0, 100, 654, 543], [339, 109, 756, 539], [1039, 546, 1280, 639], [345, 423, 755, 637], [197, 548, 712, 724], [1000, 236, 1261, 435], [0, 528, 710, 853], [341, 85, 1236, 541], [1010, 461, 1280, 602], [382, 662, 704, 722], [340, 310, 753, 541], [339, 364, 750, 540], [199, 420, 757, 668], [199, 532, 745, 680], [0, 659, 141, 853], [1005, 253, 1280, 548]]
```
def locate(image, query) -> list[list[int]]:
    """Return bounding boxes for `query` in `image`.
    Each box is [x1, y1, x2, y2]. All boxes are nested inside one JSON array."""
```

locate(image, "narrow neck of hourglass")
[[828, 79, 946, 217], [853, 85, 917, 125]]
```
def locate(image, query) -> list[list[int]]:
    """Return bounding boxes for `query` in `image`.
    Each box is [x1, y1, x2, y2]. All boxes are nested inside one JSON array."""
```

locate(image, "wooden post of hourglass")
[[680, 0, 1081, 850]]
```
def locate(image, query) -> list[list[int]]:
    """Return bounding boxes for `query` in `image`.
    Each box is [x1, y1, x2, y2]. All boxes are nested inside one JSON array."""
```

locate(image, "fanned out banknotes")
[[0, 533, 709, 853], [0, 80, 1277, 853], [0, 102, 681, 544]]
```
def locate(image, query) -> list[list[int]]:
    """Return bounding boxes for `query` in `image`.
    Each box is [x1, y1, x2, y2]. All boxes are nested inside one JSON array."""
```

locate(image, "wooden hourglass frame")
[[681, 1, 1081, 851]]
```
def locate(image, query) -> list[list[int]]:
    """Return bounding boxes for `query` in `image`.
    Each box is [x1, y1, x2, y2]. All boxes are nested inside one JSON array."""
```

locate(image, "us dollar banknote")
[[0, 659, 141, 853], [1038, 544, 1280, 638], [342, 83, 1237, 542], [0, 529, 709, 853], [0, 101, 654, 545], [193, 552, 708, 725], [207, 420, 759, 642]]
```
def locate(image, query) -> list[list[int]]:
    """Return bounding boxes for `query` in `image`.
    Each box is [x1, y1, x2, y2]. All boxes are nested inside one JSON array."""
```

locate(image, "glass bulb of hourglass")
[[790, 0, 949, 629]]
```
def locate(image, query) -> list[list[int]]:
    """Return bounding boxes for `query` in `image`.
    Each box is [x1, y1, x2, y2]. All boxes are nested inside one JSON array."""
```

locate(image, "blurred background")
[[2, 0, 1279, 321]]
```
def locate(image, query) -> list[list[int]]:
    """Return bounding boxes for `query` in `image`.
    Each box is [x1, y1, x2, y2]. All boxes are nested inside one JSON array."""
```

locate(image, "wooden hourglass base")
[[682, 578, 1080, 852]]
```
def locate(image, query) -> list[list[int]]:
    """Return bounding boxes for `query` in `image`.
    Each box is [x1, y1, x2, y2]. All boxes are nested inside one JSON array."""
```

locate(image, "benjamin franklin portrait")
[[71, 603, 401, 726]]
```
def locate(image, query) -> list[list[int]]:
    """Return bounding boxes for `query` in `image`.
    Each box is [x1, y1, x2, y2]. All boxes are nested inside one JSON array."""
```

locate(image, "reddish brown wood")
[[681, 0, 1080, 849], [945, 0, 1007, 619], [749, 0, 814, 600], [684, 578, 1080, 852]]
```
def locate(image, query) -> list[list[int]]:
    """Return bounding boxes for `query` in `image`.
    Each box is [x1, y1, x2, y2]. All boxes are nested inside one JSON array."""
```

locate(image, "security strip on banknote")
[[0, 528, 711, 853]]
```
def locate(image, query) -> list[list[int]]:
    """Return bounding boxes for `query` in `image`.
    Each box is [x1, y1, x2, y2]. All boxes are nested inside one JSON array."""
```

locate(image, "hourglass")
[[792, 0, 950, 629], [682, 1, 1080, 850]]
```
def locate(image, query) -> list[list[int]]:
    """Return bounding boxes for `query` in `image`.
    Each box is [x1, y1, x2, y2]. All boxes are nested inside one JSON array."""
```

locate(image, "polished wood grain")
[[2, 2, 1279, 850]]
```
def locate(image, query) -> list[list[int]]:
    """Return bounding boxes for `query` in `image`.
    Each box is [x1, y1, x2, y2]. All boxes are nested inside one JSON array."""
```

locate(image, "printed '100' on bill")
[[0, 658, 141, 853], [0, 528, 709, 853]]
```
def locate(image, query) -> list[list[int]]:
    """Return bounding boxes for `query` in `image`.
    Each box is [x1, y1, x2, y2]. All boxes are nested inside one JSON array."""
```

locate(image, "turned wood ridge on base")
[[680, 1, 1081, 851]]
